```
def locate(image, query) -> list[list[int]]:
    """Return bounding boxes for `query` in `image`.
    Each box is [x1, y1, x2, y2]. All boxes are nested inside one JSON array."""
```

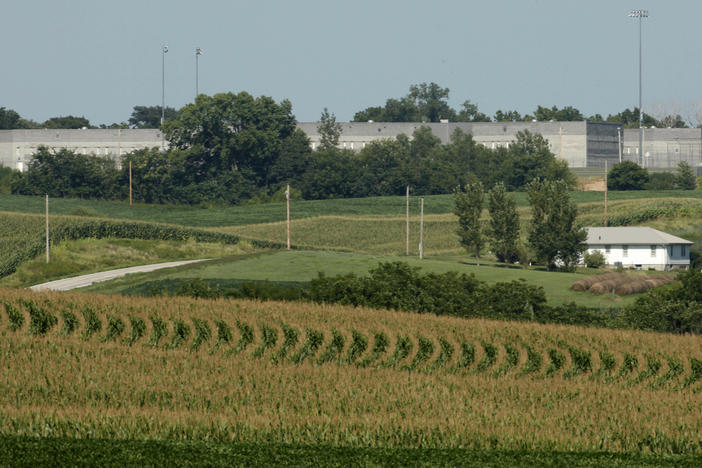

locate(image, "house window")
[[669, 246, 673, 256], [623, 245, 628, 257], [681, 245, 687, 256], [651, 245, 656, 257], [605, 245, 610, 253]]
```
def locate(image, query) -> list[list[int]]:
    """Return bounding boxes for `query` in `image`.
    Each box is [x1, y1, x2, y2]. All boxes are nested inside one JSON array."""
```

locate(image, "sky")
[[3, 0, 700, 126]]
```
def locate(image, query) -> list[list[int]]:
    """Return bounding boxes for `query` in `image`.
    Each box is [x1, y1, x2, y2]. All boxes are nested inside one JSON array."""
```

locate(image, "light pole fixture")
[[629, 9, 648, 165], [161, 44, 168, 151], [195, 47, 203, 99]]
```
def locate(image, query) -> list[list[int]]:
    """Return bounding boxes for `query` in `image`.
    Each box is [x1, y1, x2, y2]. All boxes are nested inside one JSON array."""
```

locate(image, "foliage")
[[526, 179, 586, 270], [676, 161, 697, 190], [317, 108, 342, 150], [487, 182, 520, 263], [608, 161, 649, 190], [454, 182, 484, 263], [42, 115, 92, 129], [163, 92, 296, 187], [128, 105, 177, 128], [619, 269, 702, 334], [11, 147, 120, 199], [0, 107, 22, 129], [534, 105, 583, 121], [583, 250, 606, 268], [309, 261, 548, 322], [645, 172, 678, 190]]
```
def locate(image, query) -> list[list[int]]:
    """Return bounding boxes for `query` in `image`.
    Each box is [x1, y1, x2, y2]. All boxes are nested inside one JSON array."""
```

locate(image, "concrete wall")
[[1, 121, 624, 171], [622, 128, 702, 169], [297, 121, 621, 168], [0, 129, 164, 170]]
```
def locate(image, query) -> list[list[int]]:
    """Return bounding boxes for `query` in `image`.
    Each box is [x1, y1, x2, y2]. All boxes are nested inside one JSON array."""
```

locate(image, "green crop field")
[[2, 190, 702, 227], [0, 289, 700, 461]]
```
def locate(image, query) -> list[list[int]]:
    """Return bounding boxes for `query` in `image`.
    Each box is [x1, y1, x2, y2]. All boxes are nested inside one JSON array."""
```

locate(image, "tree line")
[[7, 91, 576, 204]]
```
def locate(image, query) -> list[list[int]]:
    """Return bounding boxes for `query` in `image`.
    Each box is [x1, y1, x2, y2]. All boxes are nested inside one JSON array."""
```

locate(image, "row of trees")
[[454, 179, 585, 271], [352, 82, 692, 128], [0, 106, 178, 130], [9, 91, 577, 204], [607, 161, 697, 191], [3, 81, 694, 130]]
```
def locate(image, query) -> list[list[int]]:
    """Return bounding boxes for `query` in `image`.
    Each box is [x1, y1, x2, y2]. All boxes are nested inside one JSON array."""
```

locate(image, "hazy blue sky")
[[3, 0, 700, 125]]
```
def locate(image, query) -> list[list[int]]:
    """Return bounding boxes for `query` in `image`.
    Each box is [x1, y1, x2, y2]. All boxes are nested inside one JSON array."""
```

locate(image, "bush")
[[583, 250, 606, 269], [607, 161, 649, 190]]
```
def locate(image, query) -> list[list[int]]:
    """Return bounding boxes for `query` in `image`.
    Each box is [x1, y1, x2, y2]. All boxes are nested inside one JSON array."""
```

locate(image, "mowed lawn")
[[84, 250, 635, 307]]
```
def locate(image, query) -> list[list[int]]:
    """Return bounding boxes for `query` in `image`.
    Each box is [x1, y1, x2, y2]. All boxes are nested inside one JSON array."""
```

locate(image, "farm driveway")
[[29, 259, 210, 291]]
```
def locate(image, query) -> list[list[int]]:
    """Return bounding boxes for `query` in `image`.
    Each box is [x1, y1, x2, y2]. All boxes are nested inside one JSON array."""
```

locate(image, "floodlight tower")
[[195, 47, 203, 99], [161, 44, 169, 151], [629, 9, 648, 165]]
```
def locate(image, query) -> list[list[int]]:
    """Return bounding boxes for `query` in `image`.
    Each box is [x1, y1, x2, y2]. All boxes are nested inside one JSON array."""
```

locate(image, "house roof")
[[585, 227, 693, 245]]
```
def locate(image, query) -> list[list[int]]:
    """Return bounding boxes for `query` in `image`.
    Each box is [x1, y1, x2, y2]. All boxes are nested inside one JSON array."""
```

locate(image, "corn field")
[[0, 288, 700, 453]]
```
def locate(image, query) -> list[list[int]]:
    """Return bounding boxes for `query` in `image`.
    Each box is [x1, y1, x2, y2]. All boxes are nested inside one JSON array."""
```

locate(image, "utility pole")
[[129, 160, 133, 206], [419, 197, 424, 260], [405, 185, 410, 256], [617, 127, 622, 163], [161, 44, 168, 151], [45, 194, 49, 264], [604, 160, 608, 227], [286, 184, 291, 250]]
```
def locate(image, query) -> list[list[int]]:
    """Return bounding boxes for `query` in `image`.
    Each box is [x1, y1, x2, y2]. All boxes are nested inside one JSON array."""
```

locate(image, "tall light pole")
[[195, 47, 203, 99], [161, 44, 168, 151], [629, 9, 648, 165]]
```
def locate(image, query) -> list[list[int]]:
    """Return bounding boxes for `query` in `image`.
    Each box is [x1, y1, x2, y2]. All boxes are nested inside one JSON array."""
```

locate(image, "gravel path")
[[28, 259, 210, 292]]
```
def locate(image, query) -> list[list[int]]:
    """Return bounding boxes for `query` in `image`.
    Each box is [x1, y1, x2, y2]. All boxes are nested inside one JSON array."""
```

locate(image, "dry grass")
[[571, 272, 677, 296]]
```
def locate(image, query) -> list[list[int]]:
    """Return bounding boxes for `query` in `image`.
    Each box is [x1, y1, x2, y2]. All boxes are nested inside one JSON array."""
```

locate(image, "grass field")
[[83, 250, 637, 308], [1, 289, 700, 455]]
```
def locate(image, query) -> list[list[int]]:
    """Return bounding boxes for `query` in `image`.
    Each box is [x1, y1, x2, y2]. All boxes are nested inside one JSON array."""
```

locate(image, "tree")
[[0, 107, 21, 129], [493, 109, 523, 122], [455, 100, 491, 122], [526, 179, 586, 271], [163, 92, 297, 187], [502, 130, 576, 190], [487, 183, 520, 263], [607, 161, 649, 190], [128, 105, 177, 128], [317, 107, 342, 150], [12, 146, 119, 199], [43, 115, 92, 129], [606, 108, 658, 128], [534, 105, 583, 121], [408, 82, 455, 122], [454, 181, 484, 265], [676, 161, 697, 190]]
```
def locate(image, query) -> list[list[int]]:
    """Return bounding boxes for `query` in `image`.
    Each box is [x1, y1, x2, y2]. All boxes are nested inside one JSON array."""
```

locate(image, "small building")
[[584, 227, 693, 271]]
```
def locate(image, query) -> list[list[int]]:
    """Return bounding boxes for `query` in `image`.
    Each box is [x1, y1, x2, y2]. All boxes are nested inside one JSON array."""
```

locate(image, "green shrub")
[[584, 250, 606, 269]]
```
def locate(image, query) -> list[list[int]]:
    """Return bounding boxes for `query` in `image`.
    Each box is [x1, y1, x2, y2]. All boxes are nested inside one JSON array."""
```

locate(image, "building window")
[[681, 245, 687, 256], [605, 245, 610, 253], [651, 245, 656, 257], [623, 245, 628, 257], [669, 246, 673, 256]]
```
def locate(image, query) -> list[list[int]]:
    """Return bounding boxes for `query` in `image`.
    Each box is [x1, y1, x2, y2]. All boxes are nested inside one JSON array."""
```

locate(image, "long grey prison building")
[[2, 122, 701, 171]]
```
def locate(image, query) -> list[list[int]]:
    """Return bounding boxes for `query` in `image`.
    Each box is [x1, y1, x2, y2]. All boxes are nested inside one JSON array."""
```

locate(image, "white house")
[[584, 227, 693, 271]]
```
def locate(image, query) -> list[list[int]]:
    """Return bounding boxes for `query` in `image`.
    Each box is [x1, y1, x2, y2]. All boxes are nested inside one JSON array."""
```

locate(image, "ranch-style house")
[[584, 227, 693, 271]]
